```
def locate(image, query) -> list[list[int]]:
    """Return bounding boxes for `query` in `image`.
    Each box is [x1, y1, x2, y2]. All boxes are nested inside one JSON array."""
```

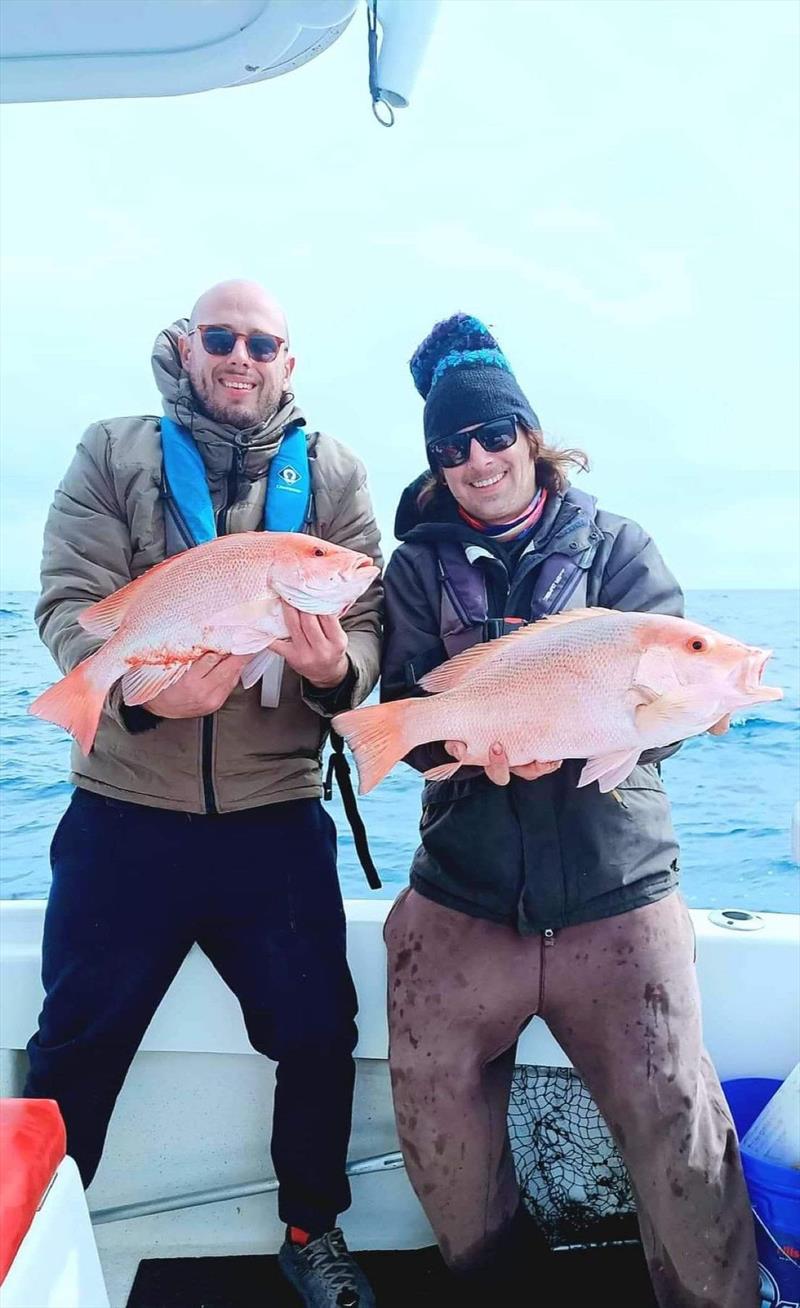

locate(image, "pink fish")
[[30, 532, 378, 754], [333, 607, 782, 794]]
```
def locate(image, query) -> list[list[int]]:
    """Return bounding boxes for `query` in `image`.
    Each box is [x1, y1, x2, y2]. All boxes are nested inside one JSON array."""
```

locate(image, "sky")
[[0, 0, 798, 591]]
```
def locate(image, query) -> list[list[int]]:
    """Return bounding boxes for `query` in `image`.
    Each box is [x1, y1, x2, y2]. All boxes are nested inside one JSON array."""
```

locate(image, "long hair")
[[415, 427, 589, 514]]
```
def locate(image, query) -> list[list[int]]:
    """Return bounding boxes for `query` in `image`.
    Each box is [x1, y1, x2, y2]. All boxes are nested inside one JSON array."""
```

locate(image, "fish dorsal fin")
[[419, 640, 511, 692], [419, 607, 617, 695], [79, 556, 185, 638]]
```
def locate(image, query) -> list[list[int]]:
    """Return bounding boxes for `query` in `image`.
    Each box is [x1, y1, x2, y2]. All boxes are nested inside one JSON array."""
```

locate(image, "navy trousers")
[[24, 787, 359, 1234]]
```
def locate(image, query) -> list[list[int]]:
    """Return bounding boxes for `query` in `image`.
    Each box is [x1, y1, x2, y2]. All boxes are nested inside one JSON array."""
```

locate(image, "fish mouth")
[[350, 559, 379, 580], [334, 563, 379, 612], [334, 561, 379, 591], [752, 648, 770, 683], [744, 648, 783, 701]]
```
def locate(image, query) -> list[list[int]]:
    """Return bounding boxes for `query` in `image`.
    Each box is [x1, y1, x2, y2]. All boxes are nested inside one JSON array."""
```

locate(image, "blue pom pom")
[[409, 313, 501, 398], [429, 347, 512, 390]]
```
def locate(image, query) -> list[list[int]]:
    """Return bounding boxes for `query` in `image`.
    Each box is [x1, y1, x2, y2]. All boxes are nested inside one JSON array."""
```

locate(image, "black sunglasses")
[[190, 324, 285, 363], [428, 416, 518, 469]]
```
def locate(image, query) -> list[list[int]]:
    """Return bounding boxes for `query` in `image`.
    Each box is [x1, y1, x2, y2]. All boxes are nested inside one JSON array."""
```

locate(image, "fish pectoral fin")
[[635, 684, 723, 734], [225, 629, 278, 657], [212, 594, 282, 632], [122, 663, 189, 706], [240, 647, 283, 691], [578, 749, 640, 792], [630, 683, 661, 706], [423, 760, 463, 782]]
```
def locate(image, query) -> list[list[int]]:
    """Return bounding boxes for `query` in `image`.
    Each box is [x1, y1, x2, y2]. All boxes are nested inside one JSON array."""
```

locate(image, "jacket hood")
[[394, 473, 462, 537]]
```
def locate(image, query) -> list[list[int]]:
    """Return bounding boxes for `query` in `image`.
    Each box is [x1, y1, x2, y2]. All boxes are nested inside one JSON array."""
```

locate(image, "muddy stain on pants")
[[385, 888, 759, 1308]]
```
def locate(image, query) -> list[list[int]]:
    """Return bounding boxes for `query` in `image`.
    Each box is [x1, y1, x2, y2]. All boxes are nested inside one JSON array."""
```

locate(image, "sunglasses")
[[190, 324, 285, 363], [428, 416, 519, 469]]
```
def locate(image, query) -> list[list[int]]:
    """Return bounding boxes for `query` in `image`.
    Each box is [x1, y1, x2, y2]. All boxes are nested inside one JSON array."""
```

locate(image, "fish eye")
[[313, 547, 325, 557], [688, 637, 708, 652]]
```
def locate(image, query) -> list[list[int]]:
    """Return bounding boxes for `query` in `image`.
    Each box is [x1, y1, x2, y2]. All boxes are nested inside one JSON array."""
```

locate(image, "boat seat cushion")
[[0, 1099, 66, 1284]]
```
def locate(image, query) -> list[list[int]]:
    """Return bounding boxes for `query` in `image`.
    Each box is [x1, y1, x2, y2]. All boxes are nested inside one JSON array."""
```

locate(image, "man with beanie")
[[379, 313, 757, 1306], [27, 280, 382, 1308]]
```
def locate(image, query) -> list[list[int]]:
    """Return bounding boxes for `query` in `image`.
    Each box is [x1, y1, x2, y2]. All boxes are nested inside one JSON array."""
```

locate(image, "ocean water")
[[1, 590, 798, 913]]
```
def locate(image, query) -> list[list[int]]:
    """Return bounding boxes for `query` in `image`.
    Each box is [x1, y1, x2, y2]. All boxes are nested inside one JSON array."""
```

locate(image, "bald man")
[[27, 282, 382, 1307]]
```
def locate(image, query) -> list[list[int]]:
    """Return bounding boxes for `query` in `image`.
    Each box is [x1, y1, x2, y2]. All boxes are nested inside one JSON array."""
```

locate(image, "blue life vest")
[[158, 415, 311, 710], [159, 415, 311, 551]]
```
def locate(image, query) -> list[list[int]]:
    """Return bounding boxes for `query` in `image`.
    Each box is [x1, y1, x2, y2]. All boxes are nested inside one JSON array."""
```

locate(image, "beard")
[[189, 372, 284, 431]]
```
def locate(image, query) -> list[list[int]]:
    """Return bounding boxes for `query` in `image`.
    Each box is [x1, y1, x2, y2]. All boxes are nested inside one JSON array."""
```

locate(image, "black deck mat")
[[127, 1243, 657, 1307]]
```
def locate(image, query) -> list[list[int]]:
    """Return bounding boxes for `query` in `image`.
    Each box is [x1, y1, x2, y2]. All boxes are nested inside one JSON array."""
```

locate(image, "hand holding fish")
[[446, 712, 731, 787], [269, 603, 350, 689], [142, 653, 250, 719], [445, 740, 562, 786]]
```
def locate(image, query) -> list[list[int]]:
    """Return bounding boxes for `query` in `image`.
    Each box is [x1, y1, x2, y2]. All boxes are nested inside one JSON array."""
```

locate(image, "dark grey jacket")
[[381, 477, 684, 935]]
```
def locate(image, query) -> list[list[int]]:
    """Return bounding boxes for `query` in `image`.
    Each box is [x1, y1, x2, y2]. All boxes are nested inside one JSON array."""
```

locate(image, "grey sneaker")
[[278, 1228, 376, 1308]]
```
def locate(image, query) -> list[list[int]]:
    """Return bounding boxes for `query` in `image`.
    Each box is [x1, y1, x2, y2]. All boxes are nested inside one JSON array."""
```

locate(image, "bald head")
[[188, 280, 289, 343], [179, 280, 294, 430]]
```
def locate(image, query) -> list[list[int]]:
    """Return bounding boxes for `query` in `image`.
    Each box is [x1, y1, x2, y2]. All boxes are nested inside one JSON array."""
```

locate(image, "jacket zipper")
[[201, 715, 217, 814], [505, 562, 573, 932], [162, 472, 218, 811], [205, 447, 245, 812], [161, 473, 195, 551], [539, 928, 555, 1012], [216, 447, 245, 536]]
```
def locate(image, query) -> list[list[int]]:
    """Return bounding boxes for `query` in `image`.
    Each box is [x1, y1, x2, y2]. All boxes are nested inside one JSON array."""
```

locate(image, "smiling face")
[[441, 422, 538, 523], [179, 280, 295, 430]]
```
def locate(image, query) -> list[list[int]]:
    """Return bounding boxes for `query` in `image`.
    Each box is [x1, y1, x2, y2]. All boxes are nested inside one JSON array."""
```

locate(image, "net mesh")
[[509, 1065, 638, 1247]]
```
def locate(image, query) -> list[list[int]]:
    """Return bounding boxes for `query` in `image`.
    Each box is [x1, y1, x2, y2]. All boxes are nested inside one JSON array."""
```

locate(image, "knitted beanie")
[[409, 314, 540, 458]]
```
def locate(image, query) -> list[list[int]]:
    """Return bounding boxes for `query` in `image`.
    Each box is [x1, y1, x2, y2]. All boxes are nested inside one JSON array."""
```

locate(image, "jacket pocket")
[[415, 777, 524, 912], [560, 761, 680, 908]]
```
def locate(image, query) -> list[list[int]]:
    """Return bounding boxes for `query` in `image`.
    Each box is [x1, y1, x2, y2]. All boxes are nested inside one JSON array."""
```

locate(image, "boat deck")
[[126, 1242, 658, 1306]]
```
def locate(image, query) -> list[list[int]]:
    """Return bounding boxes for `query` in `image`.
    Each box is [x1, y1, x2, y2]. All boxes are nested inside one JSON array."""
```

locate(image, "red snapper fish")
[[30, 531, 378, 754], [333, 608, 782, 794]]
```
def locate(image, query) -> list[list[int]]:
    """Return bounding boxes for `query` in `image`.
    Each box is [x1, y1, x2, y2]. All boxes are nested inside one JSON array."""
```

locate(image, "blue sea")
[[1, 590, 798, 913]]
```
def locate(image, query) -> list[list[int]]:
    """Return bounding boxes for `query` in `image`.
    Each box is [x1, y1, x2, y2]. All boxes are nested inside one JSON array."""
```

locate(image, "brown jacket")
[[35, 322, 383, 813]]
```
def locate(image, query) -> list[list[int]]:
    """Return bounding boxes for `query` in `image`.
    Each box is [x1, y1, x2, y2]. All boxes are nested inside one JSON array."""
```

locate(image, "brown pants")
[[385, 889, 758, 1308]]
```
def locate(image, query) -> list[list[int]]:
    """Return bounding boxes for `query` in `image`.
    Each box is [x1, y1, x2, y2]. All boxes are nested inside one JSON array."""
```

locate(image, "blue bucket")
[[723, 1078, 800, 1308]]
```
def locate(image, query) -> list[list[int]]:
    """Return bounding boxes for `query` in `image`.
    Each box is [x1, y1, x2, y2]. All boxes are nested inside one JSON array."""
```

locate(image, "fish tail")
[[333, 698, 421, 795], [29, 648, 119, 755]]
